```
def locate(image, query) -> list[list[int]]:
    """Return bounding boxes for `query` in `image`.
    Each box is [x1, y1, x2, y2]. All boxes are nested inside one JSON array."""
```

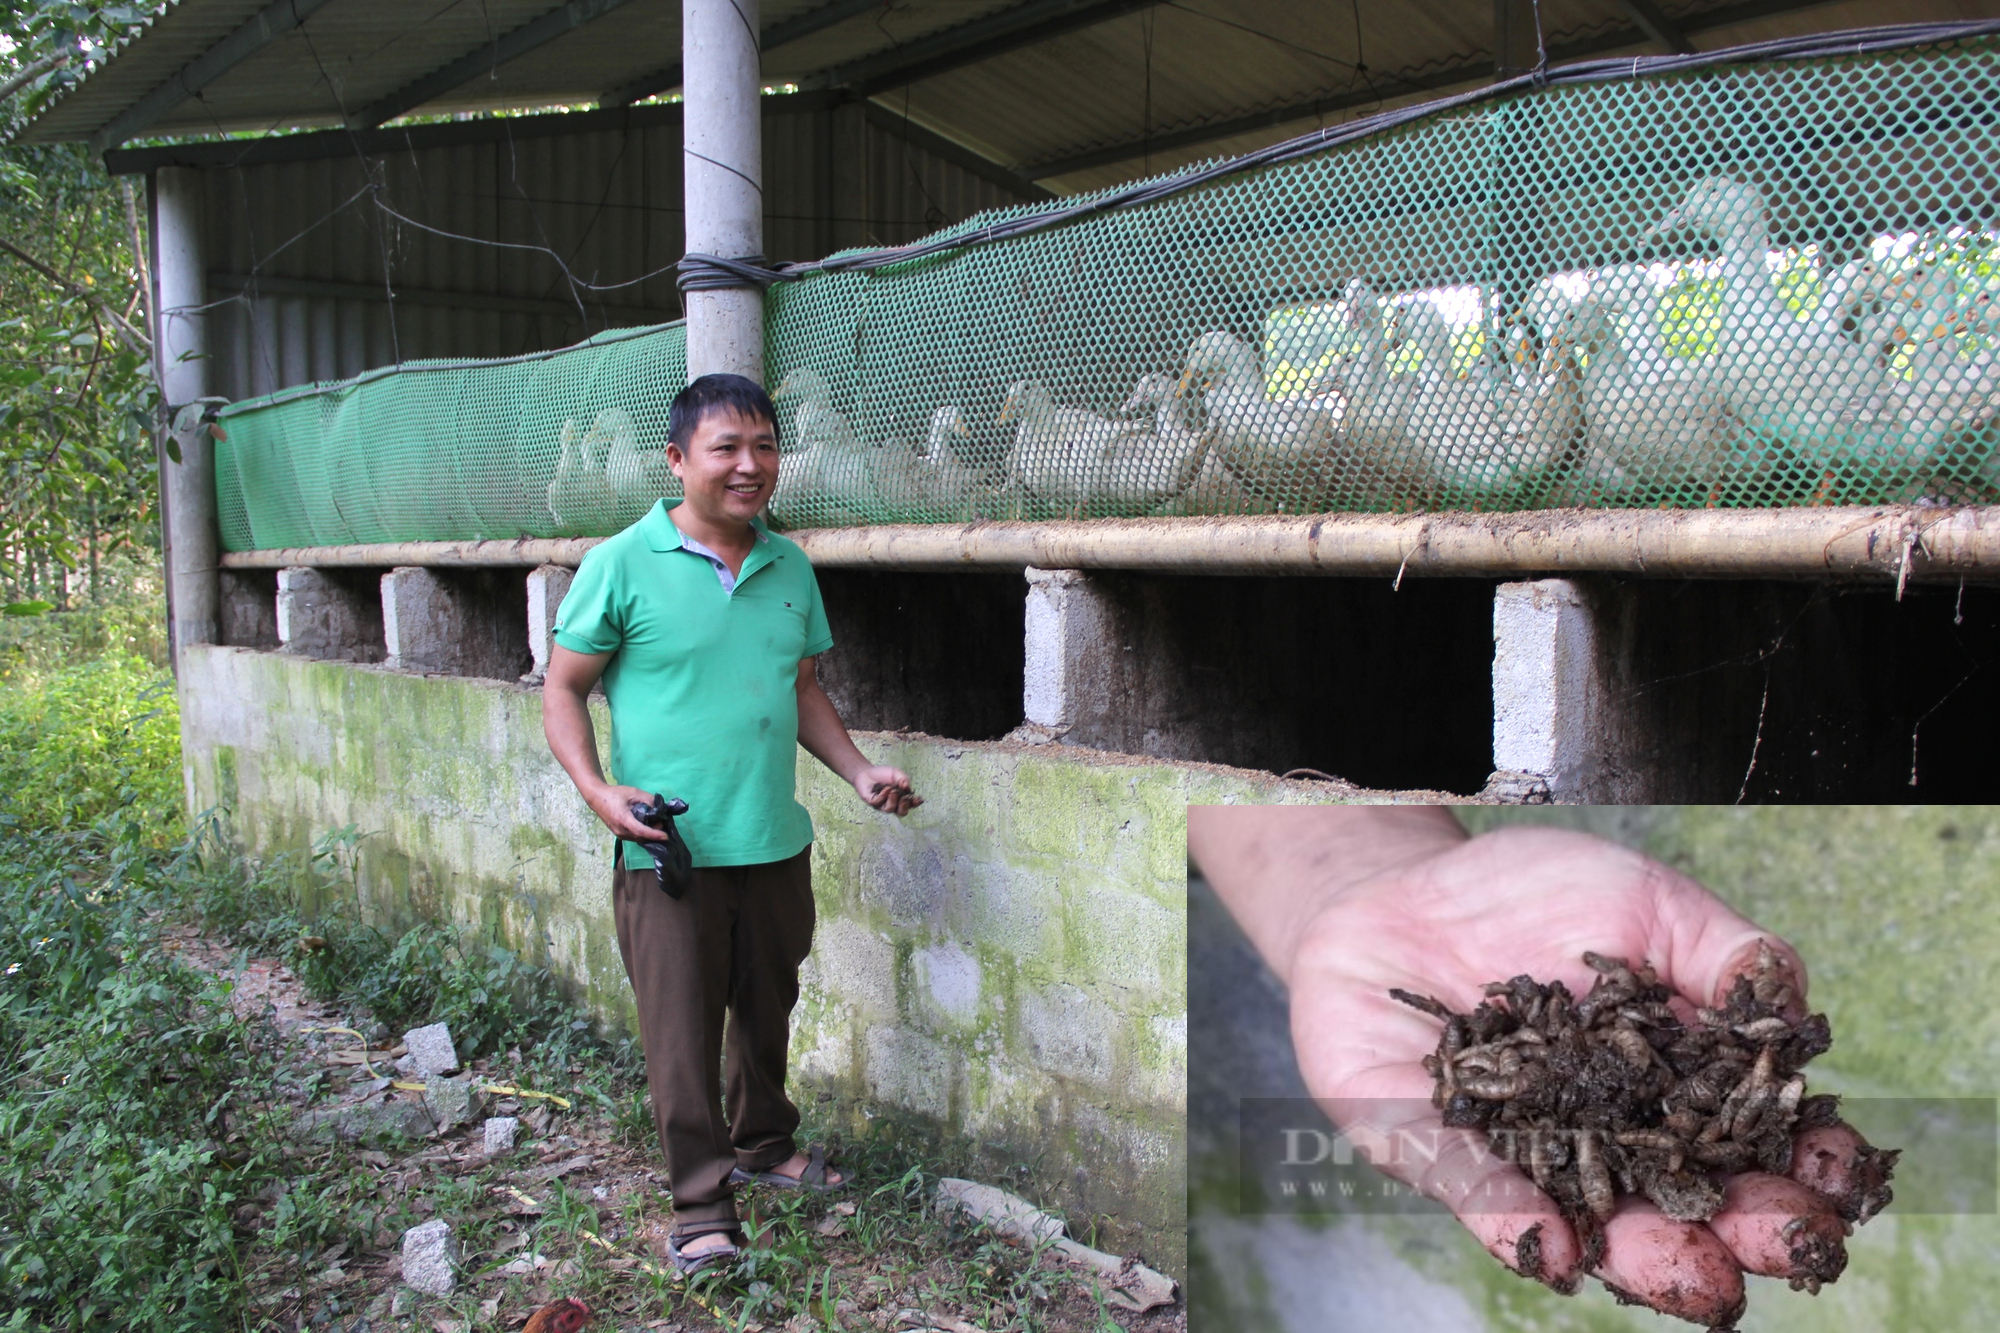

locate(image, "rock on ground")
[[401, 1219, 458, 1296], [483, 1116, 519, 1154], [291, 1099, 437, 1144], [422, 1073, 488, 1132], [401, 1022, 459, 1075]]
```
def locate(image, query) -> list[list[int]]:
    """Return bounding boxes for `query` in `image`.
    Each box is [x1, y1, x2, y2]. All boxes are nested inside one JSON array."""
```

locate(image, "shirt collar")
[[643, 498, 770, 553]]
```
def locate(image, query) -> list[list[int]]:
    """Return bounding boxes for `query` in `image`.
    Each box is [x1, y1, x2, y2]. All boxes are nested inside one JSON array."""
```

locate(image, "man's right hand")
[[585, 783, 667, 841]]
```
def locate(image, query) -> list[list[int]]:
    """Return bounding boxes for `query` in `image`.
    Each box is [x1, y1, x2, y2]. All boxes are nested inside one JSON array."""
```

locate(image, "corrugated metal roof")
[[20, 0, 1975, 194]]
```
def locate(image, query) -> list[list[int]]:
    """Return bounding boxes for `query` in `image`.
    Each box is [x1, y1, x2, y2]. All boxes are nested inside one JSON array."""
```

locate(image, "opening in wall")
[[814, 571, 1025, 742], [1595, 579, 2000, 802], [1053, 573, 1498, 795]]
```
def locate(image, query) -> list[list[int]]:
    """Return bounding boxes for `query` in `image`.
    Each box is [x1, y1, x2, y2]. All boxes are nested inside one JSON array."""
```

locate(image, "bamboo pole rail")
[[215, 506, 2000, 584]]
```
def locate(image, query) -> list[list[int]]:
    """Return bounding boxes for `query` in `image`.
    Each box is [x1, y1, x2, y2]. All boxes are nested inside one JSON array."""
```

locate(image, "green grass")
[[0, 586, 1129, 1333]]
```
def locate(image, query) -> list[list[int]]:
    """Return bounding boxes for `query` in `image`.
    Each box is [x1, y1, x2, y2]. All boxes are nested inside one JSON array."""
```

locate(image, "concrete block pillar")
[[523, 565, 574, 685], [277, 567, 385, 662], [155, 167, 218, 662], [1020, 567, 1122, 742], [383, 567, 533, 678], [1490, 578, 1604, 802], [682, 0, 764, 381]]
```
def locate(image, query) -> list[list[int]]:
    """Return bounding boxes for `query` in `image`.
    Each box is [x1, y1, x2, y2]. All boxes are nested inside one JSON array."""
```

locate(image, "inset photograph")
[[1190, 805, 1995, 1332]]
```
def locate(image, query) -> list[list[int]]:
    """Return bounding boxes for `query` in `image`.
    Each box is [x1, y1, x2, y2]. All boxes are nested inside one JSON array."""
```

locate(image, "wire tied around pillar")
[[676, 252, 786, 292]]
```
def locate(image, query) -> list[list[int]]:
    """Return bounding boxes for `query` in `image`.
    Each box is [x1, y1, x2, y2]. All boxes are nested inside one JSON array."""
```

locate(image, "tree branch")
[[0, 50, 73, 105], [0, 237, 151, 357]]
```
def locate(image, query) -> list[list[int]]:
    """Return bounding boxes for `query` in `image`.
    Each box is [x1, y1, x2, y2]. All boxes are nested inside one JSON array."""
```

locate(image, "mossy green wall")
[[177, 646, 1386, 1278], [1193, 806, 2000, 1332]]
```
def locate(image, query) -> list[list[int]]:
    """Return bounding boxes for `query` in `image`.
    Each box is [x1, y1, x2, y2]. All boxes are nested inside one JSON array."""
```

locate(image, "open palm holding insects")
[[1281, 826, 1883, 1328]]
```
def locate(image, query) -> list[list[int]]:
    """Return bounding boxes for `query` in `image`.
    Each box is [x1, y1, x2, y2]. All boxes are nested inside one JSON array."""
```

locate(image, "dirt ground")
[[163, 926, 1186, 1333]]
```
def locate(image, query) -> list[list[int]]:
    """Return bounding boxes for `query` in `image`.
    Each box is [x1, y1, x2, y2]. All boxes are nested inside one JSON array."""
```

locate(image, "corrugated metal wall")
[[192, 97, 1034, 402]]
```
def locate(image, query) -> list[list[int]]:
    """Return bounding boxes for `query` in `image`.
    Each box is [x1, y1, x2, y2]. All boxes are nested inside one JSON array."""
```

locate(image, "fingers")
[[1789, 1122, 1897, 1224], [1706, 1173, 1849, 1292], [1642, 868, 1809, 1014], [1592, 1198, 1747, 1328], [1380, 1124, 1587, 1292]]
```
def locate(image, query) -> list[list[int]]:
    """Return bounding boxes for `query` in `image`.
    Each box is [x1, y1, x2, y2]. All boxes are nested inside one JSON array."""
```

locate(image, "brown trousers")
[[611, 848, 815, 1238]]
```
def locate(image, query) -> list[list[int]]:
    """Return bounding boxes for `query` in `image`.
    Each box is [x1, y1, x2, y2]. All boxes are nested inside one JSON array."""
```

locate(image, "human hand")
[[583, 783, 667, 841], [853, 766, 922, 816], [1285, 825, 1880, 1327]]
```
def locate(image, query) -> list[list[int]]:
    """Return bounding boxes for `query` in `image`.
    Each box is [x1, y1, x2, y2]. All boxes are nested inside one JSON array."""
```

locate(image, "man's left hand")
[[854, 766, 922, 816]]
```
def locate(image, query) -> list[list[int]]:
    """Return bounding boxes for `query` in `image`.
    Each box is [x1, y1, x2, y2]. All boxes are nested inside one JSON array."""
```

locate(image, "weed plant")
[[0, 609, 1139, 1332]]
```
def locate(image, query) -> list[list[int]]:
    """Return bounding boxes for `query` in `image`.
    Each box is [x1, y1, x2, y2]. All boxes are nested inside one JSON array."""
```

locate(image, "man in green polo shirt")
[[542, 373, 920, 1274]]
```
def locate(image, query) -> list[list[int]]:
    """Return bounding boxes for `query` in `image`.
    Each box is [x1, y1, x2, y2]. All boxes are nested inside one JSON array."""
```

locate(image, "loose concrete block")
[[382, 566, 531, 678], [523, 564, 574, 685], [219, 569, 279, 649], [422, 1073, 487, 1132], [401, 1022, 459, 1075], [290, 1098, 436, 1144], [482, 1116, 519, 1155], [276, 567, 384, 662], [400, 1219, 458, 1296], [1491, 578, 1606, 803], [1021, 567, 1124, 740]]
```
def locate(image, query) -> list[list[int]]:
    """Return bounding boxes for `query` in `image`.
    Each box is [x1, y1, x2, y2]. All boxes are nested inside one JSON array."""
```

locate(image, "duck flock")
[[550, 176, 2000, 529]]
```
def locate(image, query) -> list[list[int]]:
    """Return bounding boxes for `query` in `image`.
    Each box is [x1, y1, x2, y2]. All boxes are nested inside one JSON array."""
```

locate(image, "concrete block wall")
[[174, 645, 1414, 1275]]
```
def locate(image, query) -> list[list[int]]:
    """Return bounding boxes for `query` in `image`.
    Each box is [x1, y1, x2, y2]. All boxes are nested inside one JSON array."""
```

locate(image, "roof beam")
[[804, 0, 1159, 98], [1614, 0, 1697, 54], [349, 0, 640, 130], [91, 0, 340, 152], [1023, 0, 1836, 179], [604, 0, 885, 109]]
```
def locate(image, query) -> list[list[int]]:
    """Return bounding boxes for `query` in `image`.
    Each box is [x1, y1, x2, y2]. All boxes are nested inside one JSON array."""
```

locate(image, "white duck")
[[1085, 371, 1216, 515], [1177, 331, 1343, 510], [596, 407, 674, 507], [769, 367, 880, 527], [1561, 268, 1741, 501], [997, 380, 1144, 516], [1389, 300, 1574, 497], [1313, 278, 1434, 506], [547, 413, 620, 529], [1648, 177, 1912, 479]]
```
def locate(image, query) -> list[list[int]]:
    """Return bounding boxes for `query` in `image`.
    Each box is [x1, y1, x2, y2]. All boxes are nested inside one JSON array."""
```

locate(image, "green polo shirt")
[[553, 499, 834, 868]]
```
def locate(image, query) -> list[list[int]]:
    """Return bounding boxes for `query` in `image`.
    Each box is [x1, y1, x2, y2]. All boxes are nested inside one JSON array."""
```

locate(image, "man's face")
[[667, 406, 779, 526]]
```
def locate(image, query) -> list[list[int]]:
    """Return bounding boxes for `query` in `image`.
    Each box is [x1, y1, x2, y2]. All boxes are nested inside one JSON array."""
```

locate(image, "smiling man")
[[541, 373, 921, 1274]]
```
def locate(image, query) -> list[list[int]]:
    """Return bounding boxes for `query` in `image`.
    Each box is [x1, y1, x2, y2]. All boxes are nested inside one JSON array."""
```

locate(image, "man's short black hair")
[[668, 373, 781, 448]]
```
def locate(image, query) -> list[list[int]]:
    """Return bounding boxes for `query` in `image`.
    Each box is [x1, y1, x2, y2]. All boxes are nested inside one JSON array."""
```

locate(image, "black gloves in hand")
[[627, 795, 694, 899]]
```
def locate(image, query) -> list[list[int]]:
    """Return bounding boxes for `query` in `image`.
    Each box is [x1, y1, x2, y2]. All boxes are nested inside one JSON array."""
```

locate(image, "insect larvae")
[[1613, 1130, 1686, 1174], [1607, 1027, 1654, 1070], [1577, 1130, 1615, 1220], [1734, 1016, 1792, 1043], [1459, 1074, 1532, 1100]]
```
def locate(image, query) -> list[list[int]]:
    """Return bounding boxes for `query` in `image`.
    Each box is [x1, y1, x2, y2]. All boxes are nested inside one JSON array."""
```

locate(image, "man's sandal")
[[729, 1143, 850, 1192], [663, 1228, 742, 1277]]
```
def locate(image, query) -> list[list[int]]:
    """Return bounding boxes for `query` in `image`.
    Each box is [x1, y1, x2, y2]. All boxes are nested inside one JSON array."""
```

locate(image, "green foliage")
[[0, 633, 178, 838], [3, 1, 163, 607], [0, 810, 269, 1329]]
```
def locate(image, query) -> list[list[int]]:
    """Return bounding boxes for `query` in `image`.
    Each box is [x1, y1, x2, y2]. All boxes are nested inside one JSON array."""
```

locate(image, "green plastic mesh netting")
[[213, 26, 2000, 552]]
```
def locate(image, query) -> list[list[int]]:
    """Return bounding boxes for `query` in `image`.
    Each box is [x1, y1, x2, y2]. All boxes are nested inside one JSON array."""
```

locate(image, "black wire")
[[1163, 2, 1358, 71], [708, 20, 2000, 287]]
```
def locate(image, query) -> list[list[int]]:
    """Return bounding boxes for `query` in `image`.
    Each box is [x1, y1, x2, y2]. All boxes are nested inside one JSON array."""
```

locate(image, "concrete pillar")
[[1019, 567, 1124, 743], [1490, 578, 1604, 802], [523, 564, 574, 685], [683, 0, 764, 381], [155, 167, 219, 660], [219, 569, 280, 649], [277, 567, 385, 662], [383, 567, 532, 678]]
